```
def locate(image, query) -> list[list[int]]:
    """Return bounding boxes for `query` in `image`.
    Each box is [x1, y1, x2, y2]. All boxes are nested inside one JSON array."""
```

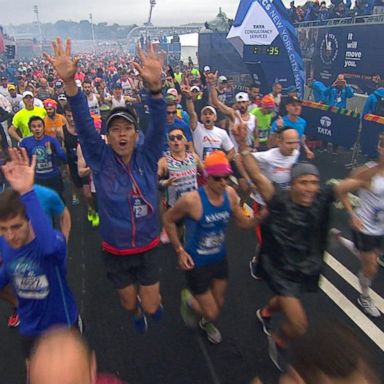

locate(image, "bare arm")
[[76, 145, 91, 178], [182, 85, 198, 131], [163, 193, 197, 270], [59, 207, 71, 242], [210, 85, 236, 120], [227, 186, 260, 229], [8, 124, 22, 143]]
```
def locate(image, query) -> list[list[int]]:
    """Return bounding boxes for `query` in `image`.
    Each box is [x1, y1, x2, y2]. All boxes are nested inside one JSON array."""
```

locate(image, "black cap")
[[55, 80, 63, 88], [106, 110, 138, 130], [113, 83, 123, 89], [286, 96, 302, 105]]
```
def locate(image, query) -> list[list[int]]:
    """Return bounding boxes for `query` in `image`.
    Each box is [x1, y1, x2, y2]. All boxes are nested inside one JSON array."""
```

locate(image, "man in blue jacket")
[[0, 148, 80, 358], [45, 38, 167, 334], [363, 81, 384, 116], [324, 75, 354, 108]]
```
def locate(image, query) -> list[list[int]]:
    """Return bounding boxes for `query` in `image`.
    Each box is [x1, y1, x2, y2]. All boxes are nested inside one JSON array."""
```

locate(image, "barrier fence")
[[301, 101, 384, 159]]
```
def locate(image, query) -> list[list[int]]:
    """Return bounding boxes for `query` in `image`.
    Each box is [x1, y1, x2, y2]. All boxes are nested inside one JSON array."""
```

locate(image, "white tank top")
[[111, 97, 126, 109], [231, 114, 257, 151], [87, 94, 100, 115], [165, 152, 198, 207], [355, 170, 384, 236]]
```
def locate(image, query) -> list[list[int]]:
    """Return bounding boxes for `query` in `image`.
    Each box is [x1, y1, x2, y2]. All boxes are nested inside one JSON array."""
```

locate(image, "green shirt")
[[12, 107, 47, 138], [250, 107, 273, 143]]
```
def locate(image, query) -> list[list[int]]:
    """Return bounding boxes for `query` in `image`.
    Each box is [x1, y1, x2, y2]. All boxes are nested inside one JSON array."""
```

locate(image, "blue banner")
[[298, 24, 384, 94], [301, 105, 359, 147], [227, 0, 305, 97]]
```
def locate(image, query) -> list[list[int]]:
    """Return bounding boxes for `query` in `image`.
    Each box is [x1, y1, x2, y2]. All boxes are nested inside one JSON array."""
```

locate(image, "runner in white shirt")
[[183, 86, 235, 162], [334, 134, 384, 317]]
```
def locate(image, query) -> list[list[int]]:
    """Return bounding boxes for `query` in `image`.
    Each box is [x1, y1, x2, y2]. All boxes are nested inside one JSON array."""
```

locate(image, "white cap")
[[235, 92, 250, 102], [190, 86, 200, 92], [203, 65, 211, 72], [218, 75, 228, 82], [201, 105, 217, 116], [22, 91, 34, 98]]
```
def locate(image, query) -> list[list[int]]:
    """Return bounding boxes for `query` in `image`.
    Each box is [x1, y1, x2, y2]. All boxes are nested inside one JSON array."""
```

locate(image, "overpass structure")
[[127, 25, 202, 44]]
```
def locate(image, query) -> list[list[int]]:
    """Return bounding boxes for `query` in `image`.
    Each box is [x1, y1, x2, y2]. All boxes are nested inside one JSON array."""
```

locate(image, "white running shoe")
[[357, 295, 381, 318]]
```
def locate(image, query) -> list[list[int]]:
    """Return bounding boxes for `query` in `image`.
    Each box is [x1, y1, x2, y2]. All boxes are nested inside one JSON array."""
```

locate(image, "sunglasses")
[[168, 134, 185, 142], [212, 175, 230, 182], [167, 111, 177, 115]]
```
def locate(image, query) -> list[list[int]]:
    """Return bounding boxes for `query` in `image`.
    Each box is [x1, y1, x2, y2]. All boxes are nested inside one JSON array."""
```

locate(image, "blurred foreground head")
[[29, 328, 97, 384], [280, 321, 379, 384]]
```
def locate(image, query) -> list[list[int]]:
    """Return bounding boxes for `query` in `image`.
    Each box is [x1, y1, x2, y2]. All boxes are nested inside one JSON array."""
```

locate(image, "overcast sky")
[[0, 0, 300, 26]]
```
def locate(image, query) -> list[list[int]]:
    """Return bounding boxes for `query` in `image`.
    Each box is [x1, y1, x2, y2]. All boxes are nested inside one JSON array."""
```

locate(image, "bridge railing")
[[295, 14, 384, 28]]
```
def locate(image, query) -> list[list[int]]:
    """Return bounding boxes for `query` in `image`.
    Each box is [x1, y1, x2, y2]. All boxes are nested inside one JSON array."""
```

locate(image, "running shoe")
[[132, 312, 148, 334], [249, 257, 261, 280], [329, 227, 342, 242], [199, 319, 222, 344], [150, 303, 164, 321], [377, 255, 384, 268], [160, 227, 170, 244], [267, 334, 287, 372], [87, 209, 94, 222], [180, 289, 198, 328], [91, 213, 100, 227], [7, 309, 20, 328], [72, 196, 80, 206], [357, 295, 381, 317], [256, 309, 272, 336], [133, 295, 148, 334]]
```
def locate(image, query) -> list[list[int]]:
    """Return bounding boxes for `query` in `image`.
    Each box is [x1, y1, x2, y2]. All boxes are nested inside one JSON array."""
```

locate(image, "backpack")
[[374, 94, 384, 117]]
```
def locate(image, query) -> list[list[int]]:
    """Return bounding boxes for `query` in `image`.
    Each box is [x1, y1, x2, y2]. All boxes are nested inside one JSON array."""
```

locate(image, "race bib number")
[[132, 197, 149, 219], [14, 274, 49, 299]]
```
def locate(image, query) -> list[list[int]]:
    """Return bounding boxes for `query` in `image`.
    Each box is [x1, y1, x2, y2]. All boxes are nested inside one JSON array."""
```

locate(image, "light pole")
[[89, 13, 96, 47], [33, 5, 43, 51]]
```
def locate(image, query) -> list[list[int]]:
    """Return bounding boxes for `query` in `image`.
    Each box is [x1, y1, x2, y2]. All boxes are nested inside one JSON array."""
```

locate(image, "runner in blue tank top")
[[164, 151, 261, 344]]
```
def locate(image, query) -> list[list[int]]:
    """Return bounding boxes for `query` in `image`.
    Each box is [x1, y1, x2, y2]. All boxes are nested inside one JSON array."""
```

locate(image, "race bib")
[[132, 197, 149, 219]]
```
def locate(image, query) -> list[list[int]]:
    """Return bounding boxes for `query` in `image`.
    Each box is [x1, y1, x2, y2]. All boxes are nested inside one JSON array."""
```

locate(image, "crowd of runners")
[[0, 37, 382, 383]]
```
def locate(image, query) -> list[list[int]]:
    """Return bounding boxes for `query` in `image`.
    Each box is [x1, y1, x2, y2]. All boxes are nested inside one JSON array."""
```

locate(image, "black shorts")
[[185, 258, 228, 295], [21, 315, 84, 359], [67, 158, 87, 189], [259, 254, 320, 298], [102, 247, 161, 289], [352, 230, 384, 253]]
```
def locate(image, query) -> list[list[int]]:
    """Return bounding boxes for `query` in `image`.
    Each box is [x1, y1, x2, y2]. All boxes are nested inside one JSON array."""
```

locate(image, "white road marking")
[[324, 251, 384, 313], [320, 276, 384, 351]]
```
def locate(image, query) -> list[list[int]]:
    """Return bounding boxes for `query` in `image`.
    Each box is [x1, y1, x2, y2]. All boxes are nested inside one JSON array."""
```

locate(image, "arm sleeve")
[[51, 137, 67, 162], [141, 96, 167, 166], [68, 91, 106, 173], [362, 96, 374, 116], [21, 190, 63, 257], [271, 120, 278, 133]]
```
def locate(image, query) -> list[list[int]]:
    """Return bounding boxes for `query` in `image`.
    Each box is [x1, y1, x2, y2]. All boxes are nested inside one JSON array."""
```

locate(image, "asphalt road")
[[0, 149, 383, 384]]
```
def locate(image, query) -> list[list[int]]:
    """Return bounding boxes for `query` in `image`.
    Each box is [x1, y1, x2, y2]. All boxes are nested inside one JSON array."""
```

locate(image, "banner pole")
[[345, 118, 363, 169]]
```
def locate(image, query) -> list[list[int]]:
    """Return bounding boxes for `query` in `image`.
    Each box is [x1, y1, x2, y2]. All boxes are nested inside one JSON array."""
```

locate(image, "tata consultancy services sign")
[[227, 1, 278, 55]]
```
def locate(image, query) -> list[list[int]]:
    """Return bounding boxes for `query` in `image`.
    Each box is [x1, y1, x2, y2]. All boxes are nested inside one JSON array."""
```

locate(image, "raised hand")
[[130, 43, 163, 92], [205, 71, 218, 86], [43, 38, 78, 84], [2, 148, 36, 195], [181, 84, 192, 98]]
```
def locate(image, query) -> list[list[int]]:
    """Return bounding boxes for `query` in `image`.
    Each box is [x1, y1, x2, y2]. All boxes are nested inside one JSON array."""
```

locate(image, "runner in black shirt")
[[236, 125, 358, 371]]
